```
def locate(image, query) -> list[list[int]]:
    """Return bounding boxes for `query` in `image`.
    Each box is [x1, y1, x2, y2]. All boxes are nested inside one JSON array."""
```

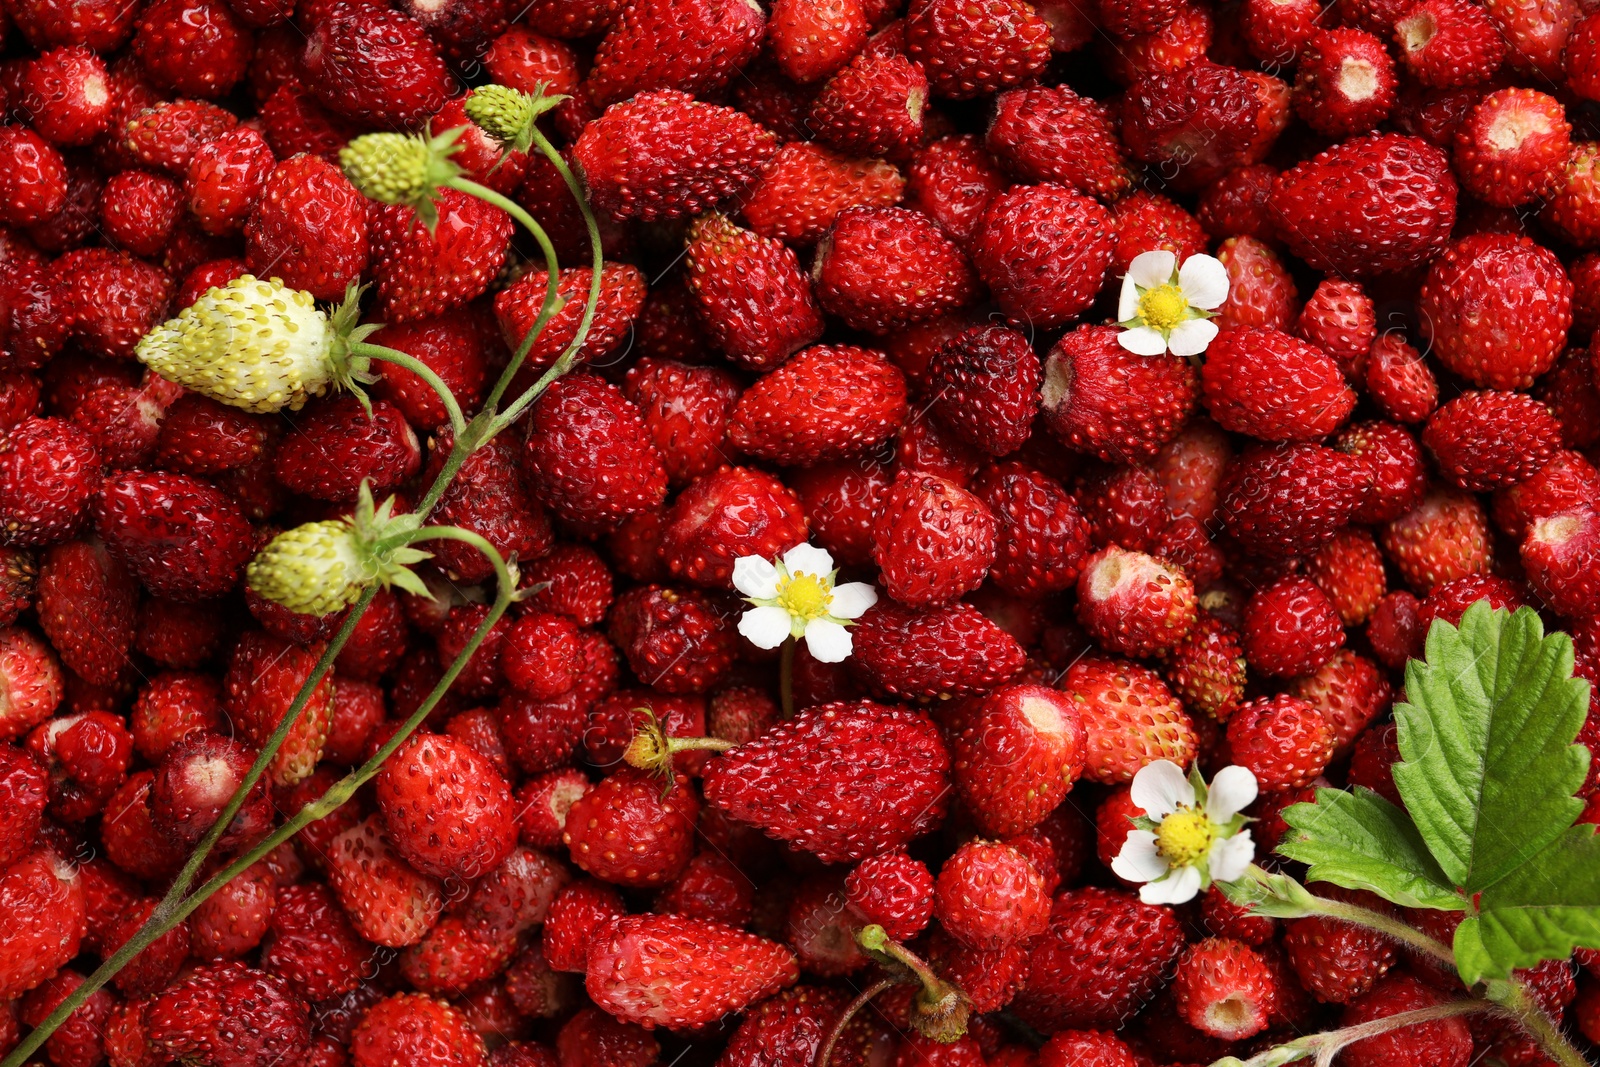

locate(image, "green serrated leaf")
[[1278, 787, 1465, 911], [1457, 823, 1600, 984], [1392, 603, 1590, 893]]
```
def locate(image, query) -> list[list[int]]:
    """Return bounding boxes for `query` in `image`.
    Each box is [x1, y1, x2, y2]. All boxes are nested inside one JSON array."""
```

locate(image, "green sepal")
[[1217, 866, 1322, 919]]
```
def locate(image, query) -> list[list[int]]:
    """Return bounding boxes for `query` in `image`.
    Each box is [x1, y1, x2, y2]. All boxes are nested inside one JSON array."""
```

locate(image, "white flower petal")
[[732, 555, 781, 600], [1130, 759, 1194, 820], [1209, 831, 1256, 883], [738, 605, 794, 649], [1206, 765, 1260, 822], [1110, 830, 1168, 883], [1178, 253, 1230, 310], [1139, 864, 1202, 906], [782, 543, 835, 579], [1166, 317, 1219, 358], [1128, 249, 1177, 290], [1117, 271, 1141, 322], [802, 617, 853, 663], [1117, 325, 1170, 357], [827, 582, 878, 620]]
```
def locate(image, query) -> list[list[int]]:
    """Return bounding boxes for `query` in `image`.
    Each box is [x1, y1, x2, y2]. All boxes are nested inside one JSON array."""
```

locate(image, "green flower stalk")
[[340, 127, 467, 232], [246, 485, 431, 615], [136, 277, 376, 413]]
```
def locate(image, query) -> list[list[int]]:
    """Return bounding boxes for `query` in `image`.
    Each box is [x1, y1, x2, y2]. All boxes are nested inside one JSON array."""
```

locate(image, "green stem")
[[1484, 979, 1593, 1067], [349, 341, 467, 438], [816, 978, 894, 1067], [1311, 898, 1456, 968], [780, 638, 795, 720], [1211, 1000, 1494, 1067]]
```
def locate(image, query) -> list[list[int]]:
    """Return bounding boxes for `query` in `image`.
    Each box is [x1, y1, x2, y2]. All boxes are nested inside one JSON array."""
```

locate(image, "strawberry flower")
[[1116, 250, 1229, 358], [1111, 759, 1257, 905], [733, 544, 877, 663]]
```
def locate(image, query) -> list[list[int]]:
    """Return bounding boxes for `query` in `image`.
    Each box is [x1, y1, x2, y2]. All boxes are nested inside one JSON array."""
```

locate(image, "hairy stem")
[[350, 341, 467, 438], [1212, 1000, 1494, 1067], [1485, 978, 1593, 1067], [816, 978, 895, 1067], [1310, 898, 1456, 968]]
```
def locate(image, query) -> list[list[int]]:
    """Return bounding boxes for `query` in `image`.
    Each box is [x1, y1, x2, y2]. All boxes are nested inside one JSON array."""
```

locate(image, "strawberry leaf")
[[1392, 603, 1590, 894], [1454, 823, 1600, 984], [1278, 787, 1463, 911]]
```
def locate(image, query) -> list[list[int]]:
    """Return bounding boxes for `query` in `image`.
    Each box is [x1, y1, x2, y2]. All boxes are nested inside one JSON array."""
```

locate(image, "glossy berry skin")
[[146, 962, 311, 1067], [1423, 390, 1562, 491], [586, 0, 766, 106], [849, 599, 1027, 700], [1042, 326, 1198, 465], [1172, 937, 1277, 1041], [522, 374, 668, 533], [659, 465, 808, 589], [350, 993, 486, 1067], [1064, 656, 1198, 784], [1242, 576, 1347, 678], [973, 462, 1092, 600], [1201, 327, 1355, 443], [703, 701, 950, 863], [727, 345, 908, 465], [375, 732, 517, 882], [367, 189, 512, 325], [0, 418, 100, 547], [846, 851, 935, 941], [93, 471, 255, 603], [562, 767, 698, 889], [972, 184, 1115, 329], [623, 358, 741, 489], [151, 732, 271, 849], [814, 206, 980, 335], [872, 470, 997, 609], [1294, 29, 1396, 138], [1219, 442, 1374, 559], [953, 684, 1086, 837], [904, 0, 1053, 100], [684, 213, 823, 370], [927, 326, 1041, 457], [1076, 547, 1196, 659], [303, 6, 451, 128], [1339, 972, 1473, 1067], [987, 85, 1130, 200], [934, 840, 1049, 950], [245, 155, 369, 301], [1226, 694, 1334, 792]]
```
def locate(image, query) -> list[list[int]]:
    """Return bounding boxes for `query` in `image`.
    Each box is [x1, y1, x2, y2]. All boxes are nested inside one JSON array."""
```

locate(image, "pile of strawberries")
[[4, 0, 1600, 1063]]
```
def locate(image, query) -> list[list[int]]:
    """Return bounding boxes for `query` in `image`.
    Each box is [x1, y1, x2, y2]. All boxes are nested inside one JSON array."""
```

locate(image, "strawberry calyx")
[[339, 126, 468, 233], [854, 923, 972, 1043], [623, 712, 733, 785]]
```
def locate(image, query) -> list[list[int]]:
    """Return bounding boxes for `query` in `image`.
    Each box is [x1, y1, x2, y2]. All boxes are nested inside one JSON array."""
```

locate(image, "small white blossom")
[[1111, 760, 1257, 905], [1116, 250, 1229, 358], [732, 544, 877, 664]]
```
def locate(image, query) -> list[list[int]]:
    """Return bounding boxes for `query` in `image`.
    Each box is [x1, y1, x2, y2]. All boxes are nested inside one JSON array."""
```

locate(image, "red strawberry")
[[36, 540, 136, 687], [184, 125, 273, 236], [257, 83, 357, 163], [849, 598, 1025, 699], [1454, 87, 1570, 207], [1289, 649, 1392, 754], [244, 154, 368, 301], [543, 879, 626, 972], [147, 962, 310, 1067], [1417, 233, 1571, 390], [1154, 418, 1230, 524], [972, 183, 1114, 329], [224, 630, 333, 787], [934, 839, 1049, 951], [1220, 443, 1373, 559], [926, 326, 1041, 457], [273, 396, 420, 503], [871, 470, 997, 608], [0, 417, 100, 547], [1120, 61, 1265, 185], [608, 585, 736, 694], [907, 134, 1008, 247], [1296, 280, 1376, 381], [98, 170, 182, 258], [376, 732, 516, 881], [399, 914, 517, 997], [846, 851, 935, 940], [521, 374, 667, 533], [1078, 465, 1170, 554], [987, 85, 1129, 200], [1380, 487, 1494, 593], [1076, 547, 1195, 658], [93, 470, 254, 602], [1111, 190, 1208, 275], [1162, 611, 1246, 722], [367, 189, 511, 324], [1339, 972, 1471, 1067], [427, 430, 553, 584], [1523, 507, 1600, 615], [366, 312, 489, 432], [1041, 324, 1198, 464], [19, 969, 115, 1067], [586, 913, 798, 1030], [953, 683, 1084, 836], [1365, 332, 1439, 424], [494, 263, 647, 376], [1270, 133, 1457, 278], [1226, 694, 1333, 791], [1306, 528, 1388, 625], [22, 46, 112, 148], [303, 5, 451, 128], [1201, 327, 1354, 442], [1544, 143, 1600, 246], [972, 461, 1092, 599], [703, 700, 949, 862], [1213, 235, 1296, 332], [132, 0, 251, 99], [1063, 656, 1197, 783], [1423, 390, 1562, 491], [324, 816, 444, 949], [1241, 575, 1346, 678], [587, 0, 766, 106], [904, 0, 1052, 99], [728, 345, 907, 463], [684, 213, 824, 371], [1494, 450, 1600, 540], [1012, 886, 1185, 1031], [563, 766, 698, 889], [623, 358, 741, 488], [350, 993, 485, 1067], [1171, 937, 1277, 1041], [658, 465, 807, 587], [742, 140, 907, 246], [573, 91, 779, 222], [259, 882, 372, 1001], [814, 205, 980, 333], [1293, 29, 1396, 139], [809, 50, 927, 159], [1394, 0, 1507, 87]]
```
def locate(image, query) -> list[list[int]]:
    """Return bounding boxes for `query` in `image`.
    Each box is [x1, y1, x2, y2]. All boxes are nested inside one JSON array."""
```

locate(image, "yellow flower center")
[[1138, 284, 1190, 332], [1156, 808, 1215, 867], [777, 572, 831, 620]]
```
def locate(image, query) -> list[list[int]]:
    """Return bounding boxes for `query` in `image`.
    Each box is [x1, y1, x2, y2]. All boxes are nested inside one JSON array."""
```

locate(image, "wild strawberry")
[[1109, 192, 1208, 279], [257, 881, 371, 1001], [1163, 613, 1246, 722], [0, 745, 47, 868], [20, 968, 115, 1067], [1494, 450, 1600, 540], [849, 599, 1025, 699], [21, 46, 111, 147], [426, 430, 552, 584], [1152, 418, 1230, 525], [659, 465, 807, 588], [907, 134, 1008, 247], [96, 895, 190, 998], [224, 630, 333, 788], [1423, 390, 1562, 491], [375, 731, 517, 881], [728, 345, 907, 464], [1119, 61, 1264, 186], [872, 470, 997, 608], [1307, 528, 1388, 625], [587, 0, 765, 106], [0, 128, 68, 227], [574, 91, 778, 222], [1270, 133, 1456, 278], [1417, 233, 1571, 390], [684, 214, 823, 371], [274, 396, 420, 503], [132, 0, 251, 99], [1012, 885, 1186, 1031], [972, 462, 1092, 599], [1064, 656, 1196, 783], [621, 359, 740, 491], [746, 142, 906, 247], [367, 189, 511, 325], [184, 125, 272, 237], [1242, 576, 1346, 678], [846, 851, 935, 940], [257, 83, 357, 163], [1076, 547, 1195, 659], [786, 872, 869, 977], [521, 374, 667, 533], [1366, 592, 1424, 670], [1227, 694, 1333, 791], [1219, 443, 1373, 559], [904, 0, 1051, 99], [609, 585, 737, 694], [1381, 487, 1494, 594], [36, 540, 136, 689], [1201, 327, 1354, 442], [543, 879, 626, 973], [1293, 29, 1396, 139], [897, 406, 986, 486], [8, 0, 141, 50], [1365, 332, 1439, 425], [0, 417, 99, 547], [1035, 1030, 1137, 1067], [324, 816, 444, 949], [769, 0, 870, 83], [244, 155, 368, 302], [100, 771, 186, 881], [586, 913, 798, 1030], [703, 700, 949, 862], [1078, 466, 1170, 554], [953, 683, 1084, 836], [971, 183, 1114, 329], [814, 205, 978, 334], [149, 731, 270, 849], [495, 263, 647, 375], [1523, 508, 1600, 615], [1171, 937, 1276, 1041], [809, 51, 928, 159], [350, 993, 485, 1067], [517, 546, 614, 629], [1544, 145, 1600, 247], [1290, 650, 1393, 756], [1198, 163, 1278, 243], [146, 962, 311, 1067], [1534, 349, 1600, 449], [1212, 236, 1296, 333], [1394, 0, 1506, 87], [1340, 971, 1473, 1067], [1453, 88, 1570, 207], [985, 85, 1129, 200], [926, 326, 1040, 456], [934, 839, 1048, 950], [98, 171, 181, 258], [1296, 280, 1376, 381], [93, 470, 254, 602], [366, 313, 489, 433], [651, 850, 751, 926], [303, 6, 450, 128]]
